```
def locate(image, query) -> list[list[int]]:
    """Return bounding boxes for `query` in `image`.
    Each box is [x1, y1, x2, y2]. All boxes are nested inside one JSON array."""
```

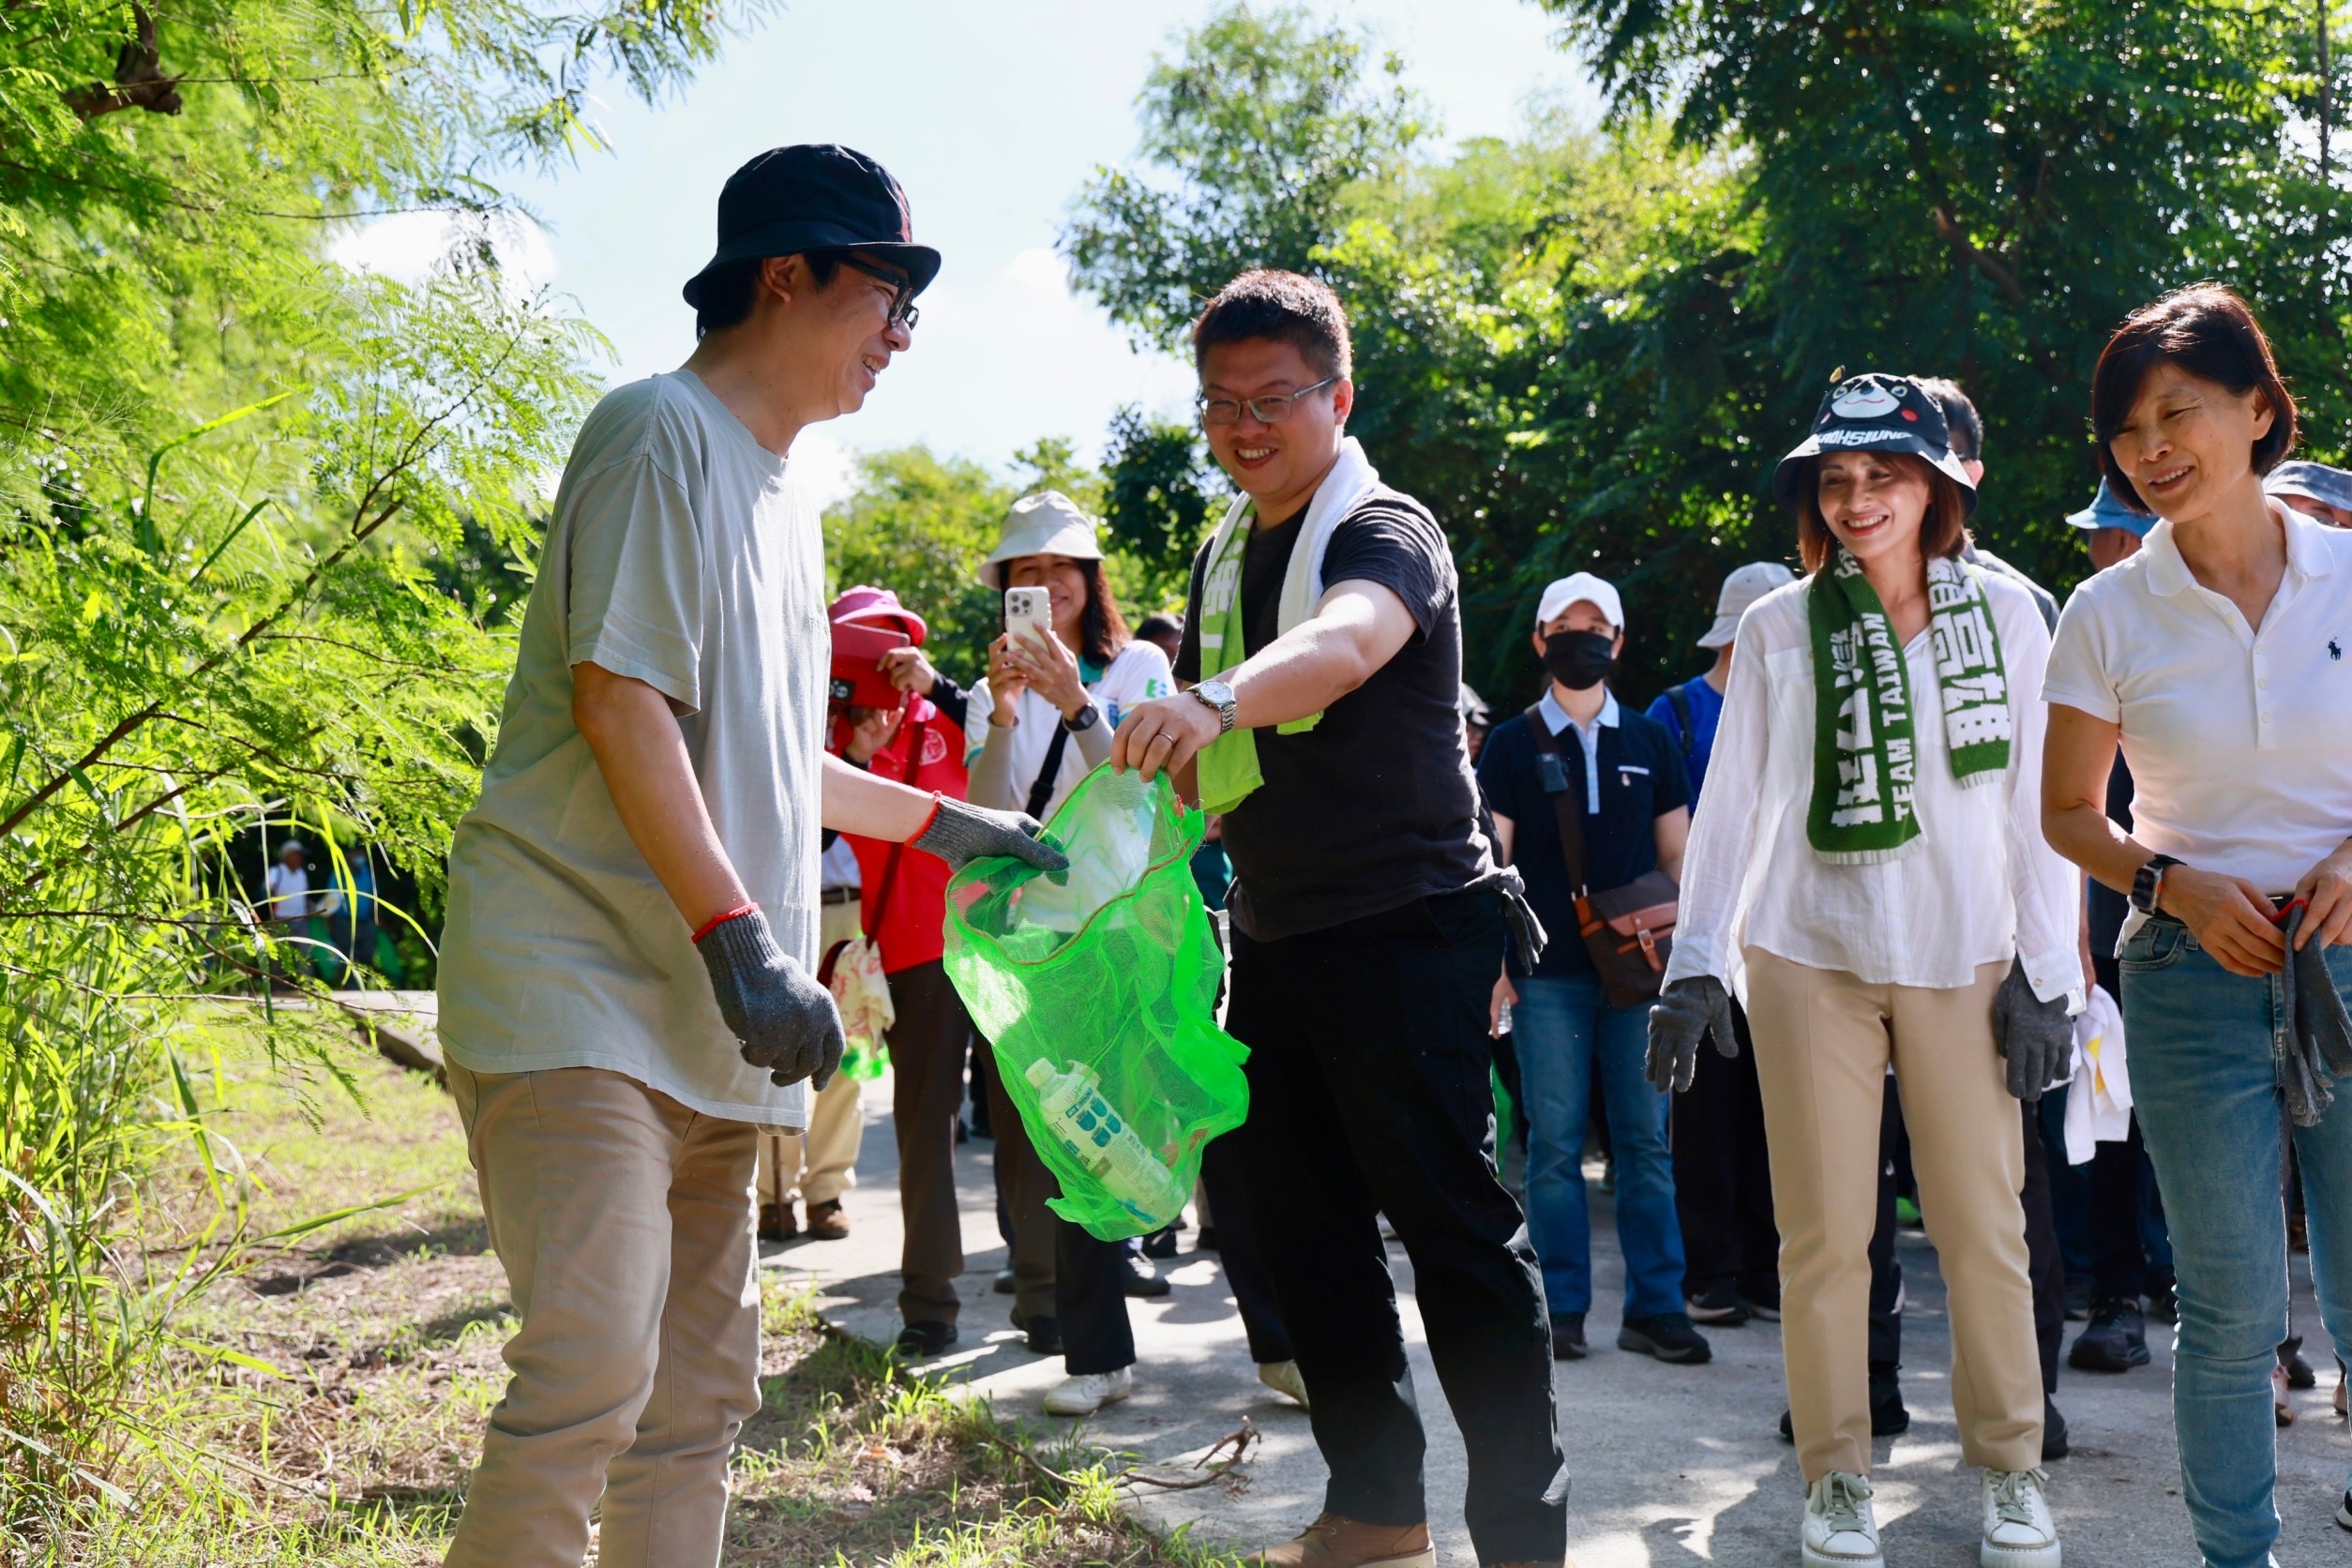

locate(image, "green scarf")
[[1194, 513, 1320, 815], [1806, 550, 2012, 863]]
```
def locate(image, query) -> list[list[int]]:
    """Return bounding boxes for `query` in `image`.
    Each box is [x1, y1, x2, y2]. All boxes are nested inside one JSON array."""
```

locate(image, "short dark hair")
[[2092, 284, 2297, 513], [1912, 376, 1983, 464], [1135, 611, 1184, 643], [1191, 269, 1352, 382], [1792, 452, 1971, 574], [693, 249, 850, 339]]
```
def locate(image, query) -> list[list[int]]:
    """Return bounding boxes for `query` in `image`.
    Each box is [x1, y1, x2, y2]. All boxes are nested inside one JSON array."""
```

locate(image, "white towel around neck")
[[1199, 437, 1384, 658]]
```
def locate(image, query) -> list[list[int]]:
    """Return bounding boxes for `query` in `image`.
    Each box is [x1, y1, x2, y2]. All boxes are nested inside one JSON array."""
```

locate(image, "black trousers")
[[1672, 999, 1778, 1301], [2088, 1114, 2172, 1302], [1199, 1130, 1293, 1364], [1055, 1218, 1136, 1376], [1229, 892, 1566, 1564], [2020, 1098, 2065, 1396], [1869, 1077, 1905, 1370]]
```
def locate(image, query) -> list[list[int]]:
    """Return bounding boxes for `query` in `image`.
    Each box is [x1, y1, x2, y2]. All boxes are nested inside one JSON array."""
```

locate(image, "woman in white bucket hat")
[[963, 491, 1180, 1420]]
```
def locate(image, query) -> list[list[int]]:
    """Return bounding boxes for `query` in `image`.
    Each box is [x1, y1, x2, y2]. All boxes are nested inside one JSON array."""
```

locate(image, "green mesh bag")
[[942, 767, 1249, 1242]]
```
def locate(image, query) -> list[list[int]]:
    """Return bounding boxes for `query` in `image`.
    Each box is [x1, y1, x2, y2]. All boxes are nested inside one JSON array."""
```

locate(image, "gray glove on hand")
[[1647, 974, 1738, 1093], [912, 794, 1069, 874], [1991, 958, 2071, 1102], [695, 907, 844, 1090]]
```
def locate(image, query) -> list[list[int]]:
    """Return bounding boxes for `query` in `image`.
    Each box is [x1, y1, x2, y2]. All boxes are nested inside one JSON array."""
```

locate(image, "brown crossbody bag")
[[1522, 703, 1678, 1008]]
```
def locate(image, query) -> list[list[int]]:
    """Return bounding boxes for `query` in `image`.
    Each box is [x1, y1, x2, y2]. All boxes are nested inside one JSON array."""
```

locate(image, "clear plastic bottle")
[[1024, 1057, 1188, 1226]]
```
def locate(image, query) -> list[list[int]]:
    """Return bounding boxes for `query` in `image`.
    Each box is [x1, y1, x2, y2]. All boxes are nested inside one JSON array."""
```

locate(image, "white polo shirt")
[[2043, 504, 2352, 904]]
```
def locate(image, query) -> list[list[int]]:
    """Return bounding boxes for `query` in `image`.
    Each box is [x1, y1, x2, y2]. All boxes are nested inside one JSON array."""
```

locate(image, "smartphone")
[[1003, 586, 1050, 647]]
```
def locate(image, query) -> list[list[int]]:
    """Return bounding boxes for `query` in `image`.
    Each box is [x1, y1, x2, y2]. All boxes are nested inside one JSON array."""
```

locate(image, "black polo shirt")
[[1475, 692, 1692, 980]]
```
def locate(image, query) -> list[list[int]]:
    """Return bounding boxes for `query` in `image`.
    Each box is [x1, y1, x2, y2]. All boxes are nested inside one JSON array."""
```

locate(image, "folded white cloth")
[[827, 935, 895, 1049], [2063, 985, 2132, 1166], [1196, 435, 1385, 664]]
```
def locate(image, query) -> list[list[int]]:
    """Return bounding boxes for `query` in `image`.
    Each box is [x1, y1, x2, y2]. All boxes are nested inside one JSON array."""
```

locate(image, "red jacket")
[[840, 697, 967, 974]]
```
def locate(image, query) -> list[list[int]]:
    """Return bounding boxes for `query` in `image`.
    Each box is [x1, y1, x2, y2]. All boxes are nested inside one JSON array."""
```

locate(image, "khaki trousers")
[[757, 897, 866, 1208], [1743, 948, 2043, 1480], [443, 1064, 761, 1568]]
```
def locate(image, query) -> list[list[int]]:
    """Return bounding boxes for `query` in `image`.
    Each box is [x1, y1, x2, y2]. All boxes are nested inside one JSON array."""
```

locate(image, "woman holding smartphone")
[[2042, 285, 2352, 1568], [1648, 374, 2077, 1568], [963, 491, 1173, 1416]]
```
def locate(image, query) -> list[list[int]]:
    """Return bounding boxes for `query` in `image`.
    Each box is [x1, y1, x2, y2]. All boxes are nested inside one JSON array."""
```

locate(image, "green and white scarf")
[[1806, 550, 2012, 864]]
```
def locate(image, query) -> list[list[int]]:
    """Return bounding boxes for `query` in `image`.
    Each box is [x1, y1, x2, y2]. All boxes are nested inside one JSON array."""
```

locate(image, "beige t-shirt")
[[438, 370, 826, 1127]]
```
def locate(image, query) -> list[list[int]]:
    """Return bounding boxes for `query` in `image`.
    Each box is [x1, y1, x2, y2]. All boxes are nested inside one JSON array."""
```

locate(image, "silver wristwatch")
[[1189, 678, 1238, 734]]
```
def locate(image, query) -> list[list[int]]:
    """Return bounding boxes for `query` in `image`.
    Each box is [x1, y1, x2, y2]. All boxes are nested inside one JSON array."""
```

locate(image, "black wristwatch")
[[2130, 853, 2182, 915], [1061, 701, 1101, 734]]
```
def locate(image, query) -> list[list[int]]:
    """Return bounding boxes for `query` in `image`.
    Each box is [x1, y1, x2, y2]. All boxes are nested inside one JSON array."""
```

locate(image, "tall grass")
[[0, 272, 596, 1546]]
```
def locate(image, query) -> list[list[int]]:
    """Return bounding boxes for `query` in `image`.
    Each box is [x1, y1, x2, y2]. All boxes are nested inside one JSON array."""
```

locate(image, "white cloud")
[[328, 209, 558, 294], [1003, 246, 1072, 295]]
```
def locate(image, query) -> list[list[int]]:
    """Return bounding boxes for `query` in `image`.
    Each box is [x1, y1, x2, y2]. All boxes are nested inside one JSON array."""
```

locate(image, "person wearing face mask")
[[1475, 573, 1704, 1368], [1646, 374, 2079, 1568]]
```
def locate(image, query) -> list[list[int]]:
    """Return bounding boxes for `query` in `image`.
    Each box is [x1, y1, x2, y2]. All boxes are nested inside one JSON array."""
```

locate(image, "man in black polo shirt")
[[1476, 574, 1706, 1369], [1111, 270, 1565, 1568]]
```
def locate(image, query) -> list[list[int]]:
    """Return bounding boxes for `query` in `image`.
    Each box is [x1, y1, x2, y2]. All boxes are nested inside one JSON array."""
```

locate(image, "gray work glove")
[[912, 794, 1069, 874], [1647, 974, 1738, 1094], [1990, 958, 2071, 1103], [695, 907, 844, 1090]]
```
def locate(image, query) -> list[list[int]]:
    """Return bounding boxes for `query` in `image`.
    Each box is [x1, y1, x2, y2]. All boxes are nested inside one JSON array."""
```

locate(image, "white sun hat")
[[976, 491, 1105, 590], [1535, 571, 1625, 635], [1696, 562, 1798, 648]]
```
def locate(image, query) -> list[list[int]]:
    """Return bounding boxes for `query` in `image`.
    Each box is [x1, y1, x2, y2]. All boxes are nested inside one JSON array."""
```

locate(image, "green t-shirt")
[[439, 370, 827, 1127]]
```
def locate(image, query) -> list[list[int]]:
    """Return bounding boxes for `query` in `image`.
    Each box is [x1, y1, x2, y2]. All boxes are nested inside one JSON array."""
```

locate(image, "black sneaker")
[[2069, 1299, 2151, 1372], [2043, 1395, 2070, 1461], [1551, 1312, 1589, 1361], [1685, 1285, 1752, 1326], [1194, 1225, 1221, 1251], [2146, 1283, 2179, 1325], [892, 1320, 957, 1358], [2282, 1336, 2317, 1390], [1620, 1313, 1712, 1364], [1776, 1374, 1910, 1443], [1741, 1284, 1783, 1322], [2063, 1276, 2092, 1321], [1122, 1254, 1171, 1298], [1140, 1225, 1180, 1260], [992, 1265, 1017, 1295], [2336, 1486, 2350, 1530], [1011, 1309, 1062, 1356]]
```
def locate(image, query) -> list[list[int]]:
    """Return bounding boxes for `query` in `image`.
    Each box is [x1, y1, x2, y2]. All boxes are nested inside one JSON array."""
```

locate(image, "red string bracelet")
[[691, 902, 760, 943], [913, 792, 943, 839]]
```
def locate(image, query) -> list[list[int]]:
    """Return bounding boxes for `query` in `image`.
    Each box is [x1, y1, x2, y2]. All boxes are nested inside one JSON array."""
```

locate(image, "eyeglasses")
[[1196, 375, 1340, 427], [839, 253, 920, 332]]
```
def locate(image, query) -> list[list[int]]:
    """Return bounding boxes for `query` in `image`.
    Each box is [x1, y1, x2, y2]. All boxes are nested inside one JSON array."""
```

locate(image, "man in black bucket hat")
[[436, 145, 1058, 1568]]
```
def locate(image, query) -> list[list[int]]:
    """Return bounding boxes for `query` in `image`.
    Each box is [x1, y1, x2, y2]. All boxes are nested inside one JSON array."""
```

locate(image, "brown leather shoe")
[[756, 1200, 796, 1243], [804, 1198, 851, 1241], [1251, 1513, 1435, 1568]]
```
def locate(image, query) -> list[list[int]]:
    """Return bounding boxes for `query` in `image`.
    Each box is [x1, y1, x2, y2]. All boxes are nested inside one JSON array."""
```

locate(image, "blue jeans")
[[2120, 920, 2352, 1568], [1513, 972, 1686, 1319]]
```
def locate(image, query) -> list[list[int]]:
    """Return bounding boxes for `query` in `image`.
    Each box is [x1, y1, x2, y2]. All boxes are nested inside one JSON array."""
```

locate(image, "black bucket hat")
[[1771, 372, 1979, 519], [681, 143, 942, 309]]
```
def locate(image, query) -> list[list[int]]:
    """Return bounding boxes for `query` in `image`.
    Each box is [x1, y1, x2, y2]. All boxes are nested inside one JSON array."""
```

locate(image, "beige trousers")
[[443, 1063, 761, 1568], [1743, 948, 2043, 1480]]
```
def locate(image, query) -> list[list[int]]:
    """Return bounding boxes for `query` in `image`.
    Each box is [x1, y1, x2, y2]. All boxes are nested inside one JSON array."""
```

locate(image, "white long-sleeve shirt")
[[1664, 571, 2081, 1008]]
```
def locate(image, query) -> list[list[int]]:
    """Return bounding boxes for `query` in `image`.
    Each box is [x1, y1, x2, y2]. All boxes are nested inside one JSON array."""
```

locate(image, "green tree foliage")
[[1540, 0, 2351, 590], [823, 446, 1014, 687], [1067, 0, 2352, 712], [0, 0, 761, 1530], [1063, 3, 1425, 346], [1100, 404, 1227, 612]]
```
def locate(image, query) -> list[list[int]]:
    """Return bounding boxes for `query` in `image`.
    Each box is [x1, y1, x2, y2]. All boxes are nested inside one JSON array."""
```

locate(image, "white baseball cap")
[[1535, 572, 1624, 635], [1696, 562, 1797, 648]]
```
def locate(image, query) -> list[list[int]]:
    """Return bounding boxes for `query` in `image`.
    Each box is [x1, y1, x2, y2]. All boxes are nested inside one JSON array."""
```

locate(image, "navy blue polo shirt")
[[1476, 689, 1693, 980]]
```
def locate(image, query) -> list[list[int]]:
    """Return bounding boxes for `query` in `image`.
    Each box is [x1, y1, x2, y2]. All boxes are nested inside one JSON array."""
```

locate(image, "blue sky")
[[338, 0, 1597, 501]]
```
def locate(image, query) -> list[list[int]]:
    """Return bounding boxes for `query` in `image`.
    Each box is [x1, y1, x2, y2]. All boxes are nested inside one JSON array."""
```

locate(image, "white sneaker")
[[1043, 1366, 1132, 1417], [1802, 1470, 1882, 1567], [1980, 1467, 2061, 1567], [1258, 1359, 1310, 1409]]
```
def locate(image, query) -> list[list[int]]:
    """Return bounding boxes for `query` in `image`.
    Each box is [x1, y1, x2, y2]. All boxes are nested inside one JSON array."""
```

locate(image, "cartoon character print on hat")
[[1770, 371, 1979, 517], [1830, 381, 1904, 421]]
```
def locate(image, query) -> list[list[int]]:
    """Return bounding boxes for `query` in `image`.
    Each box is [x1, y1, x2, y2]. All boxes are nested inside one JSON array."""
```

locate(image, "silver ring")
[[1155, 731, 1175, 745]]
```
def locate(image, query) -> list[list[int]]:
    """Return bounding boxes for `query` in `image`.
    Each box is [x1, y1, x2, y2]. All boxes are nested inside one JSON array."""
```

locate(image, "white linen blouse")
[[1663, 570, 2082, 1007]]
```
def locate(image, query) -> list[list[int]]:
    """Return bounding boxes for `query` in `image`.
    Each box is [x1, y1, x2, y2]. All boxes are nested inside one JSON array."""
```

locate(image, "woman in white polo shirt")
[[2043, 284, 2352, 1568], [1649, 373, 2077, 1568]]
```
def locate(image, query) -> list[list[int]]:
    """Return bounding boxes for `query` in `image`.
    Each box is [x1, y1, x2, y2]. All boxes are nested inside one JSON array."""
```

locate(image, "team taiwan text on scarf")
[[1806, 550, 2012, 863], [1192, 438, 1384, 815]]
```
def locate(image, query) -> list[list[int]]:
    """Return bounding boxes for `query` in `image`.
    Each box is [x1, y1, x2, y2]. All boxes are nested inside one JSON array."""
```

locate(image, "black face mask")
[[1542, 630, 1615, 691]]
